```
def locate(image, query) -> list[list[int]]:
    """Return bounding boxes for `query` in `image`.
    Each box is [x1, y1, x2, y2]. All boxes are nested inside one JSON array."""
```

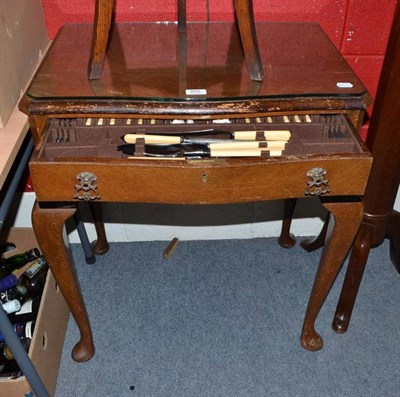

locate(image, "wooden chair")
[[88, 0, 264, 81]]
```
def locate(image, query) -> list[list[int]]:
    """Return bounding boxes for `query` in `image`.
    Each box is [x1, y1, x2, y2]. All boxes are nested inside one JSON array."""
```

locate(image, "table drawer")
[[29, 114, 372, 203]]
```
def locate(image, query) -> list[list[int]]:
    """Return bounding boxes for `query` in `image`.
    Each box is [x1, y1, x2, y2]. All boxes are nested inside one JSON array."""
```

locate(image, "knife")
[[122, 129, 291, 145], [117, 142, 284, 158]]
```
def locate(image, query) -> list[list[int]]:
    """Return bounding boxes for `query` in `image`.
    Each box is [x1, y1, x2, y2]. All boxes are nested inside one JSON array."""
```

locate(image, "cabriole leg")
[[300, 213, 330, 252], [88, 202, 110, 255], [278, 198, 297, 248], [32, 202, 95, 362], [300, 199, 363, 351]]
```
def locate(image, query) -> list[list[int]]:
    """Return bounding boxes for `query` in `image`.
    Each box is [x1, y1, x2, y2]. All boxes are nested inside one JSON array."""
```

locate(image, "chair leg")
[[88, 0, 114, 80], [177, 0, 186, 33], [234, 0, 264, 81]]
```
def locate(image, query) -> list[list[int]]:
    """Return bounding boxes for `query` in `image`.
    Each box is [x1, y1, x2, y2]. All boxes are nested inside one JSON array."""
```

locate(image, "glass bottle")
[[7, 257, 48, 302], [1, 337, 31, 361], [0, 248, 41, 279], [0, 274, 18, 293], [0, 356, 20, 375], [1, 299, 21, 314], [0, 321, 35, 343], [7, 298, 40, 324]]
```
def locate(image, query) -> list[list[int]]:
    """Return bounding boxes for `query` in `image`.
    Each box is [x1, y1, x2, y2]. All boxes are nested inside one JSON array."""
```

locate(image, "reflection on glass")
[[28, 22, 366, 101]]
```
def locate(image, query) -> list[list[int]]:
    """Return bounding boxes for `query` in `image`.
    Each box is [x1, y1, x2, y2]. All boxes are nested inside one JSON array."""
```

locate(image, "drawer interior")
[[38, 114, 366, 160]]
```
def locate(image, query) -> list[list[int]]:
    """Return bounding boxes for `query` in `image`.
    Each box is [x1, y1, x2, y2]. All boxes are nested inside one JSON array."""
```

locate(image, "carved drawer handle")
[[73, 172, 101, 201], [305, 167, 331, 196]]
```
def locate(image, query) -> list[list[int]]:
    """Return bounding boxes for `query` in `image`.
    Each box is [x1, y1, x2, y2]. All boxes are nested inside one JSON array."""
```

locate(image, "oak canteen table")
[[19, 21, 372, 361]]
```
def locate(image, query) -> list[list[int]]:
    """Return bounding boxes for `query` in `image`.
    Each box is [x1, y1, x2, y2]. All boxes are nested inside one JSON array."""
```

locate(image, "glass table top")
[[27, 21, 367, 102]]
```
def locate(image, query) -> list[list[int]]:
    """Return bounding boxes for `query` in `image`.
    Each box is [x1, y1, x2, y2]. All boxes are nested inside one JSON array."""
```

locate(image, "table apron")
[[29, 156, 372, 204]]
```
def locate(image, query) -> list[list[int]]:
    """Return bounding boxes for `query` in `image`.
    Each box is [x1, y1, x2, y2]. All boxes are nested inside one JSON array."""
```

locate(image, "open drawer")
[[29, 114, 372, 204]]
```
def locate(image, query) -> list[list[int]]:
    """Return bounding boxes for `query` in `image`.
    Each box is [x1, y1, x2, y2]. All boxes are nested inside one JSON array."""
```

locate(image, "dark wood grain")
[[88, 0, 113, 79], [333, 2, 400, 333], [234, 0, 264, 81]]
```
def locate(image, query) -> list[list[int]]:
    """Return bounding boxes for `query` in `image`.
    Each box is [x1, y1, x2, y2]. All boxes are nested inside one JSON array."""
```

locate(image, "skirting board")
[[11, 191, 400, 243]]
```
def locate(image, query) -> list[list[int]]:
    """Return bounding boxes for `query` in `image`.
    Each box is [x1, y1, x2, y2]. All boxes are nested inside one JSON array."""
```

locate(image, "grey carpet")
[[55, 238, 400, 397]]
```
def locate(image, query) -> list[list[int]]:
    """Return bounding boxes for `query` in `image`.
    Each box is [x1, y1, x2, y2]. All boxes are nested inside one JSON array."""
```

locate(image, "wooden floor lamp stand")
[[280, 2, 400, 335]]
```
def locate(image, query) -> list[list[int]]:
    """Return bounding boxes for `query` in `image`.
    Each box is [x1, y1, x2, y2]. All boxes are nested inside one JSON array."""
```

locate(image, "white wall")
[[12, 189, 400, 242]]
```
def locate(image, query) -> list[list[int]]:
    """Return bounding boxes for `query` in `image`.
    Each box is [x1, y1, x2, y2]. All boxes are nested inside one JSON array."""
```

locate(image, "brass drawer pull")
[[305, 167, 330, 196], [73, 172, 101, 201]]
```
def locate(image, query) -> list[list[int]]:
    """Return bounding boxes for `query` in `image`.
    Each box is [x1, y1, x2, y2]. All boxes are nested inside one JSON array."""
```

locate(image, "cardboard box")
[[0, 1, 49, 127], [0, 228, 69, 397]]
